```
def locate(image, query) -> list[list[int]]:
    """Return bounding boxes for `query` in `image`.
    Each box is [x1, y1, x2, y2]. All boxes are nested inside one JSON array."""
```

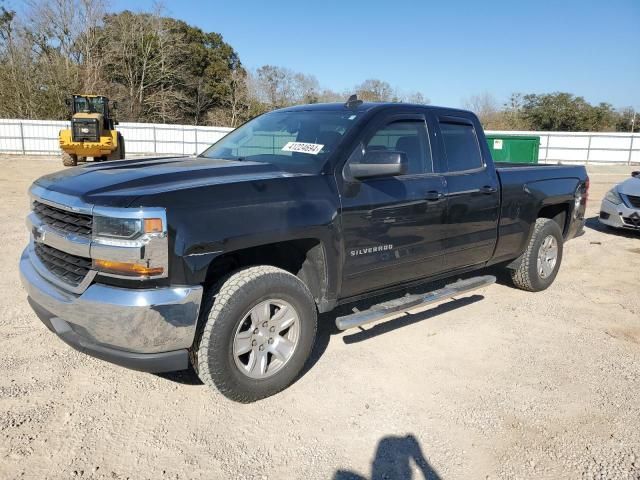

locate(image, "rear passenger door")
[[338, 112, 448, 298], [435, 114, 500, 270]]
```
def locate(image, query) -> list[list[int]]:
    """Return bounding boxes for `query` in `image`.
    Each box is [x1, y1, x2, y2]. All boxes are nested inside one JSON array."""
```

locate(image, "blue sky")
[[40, 0, 640, 108]]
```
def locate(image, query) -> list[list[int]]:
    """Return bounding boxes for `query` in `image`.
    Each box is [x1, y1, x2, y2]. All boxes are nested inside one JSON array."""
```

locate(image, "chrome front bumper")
[[20, 247, 203, 372]]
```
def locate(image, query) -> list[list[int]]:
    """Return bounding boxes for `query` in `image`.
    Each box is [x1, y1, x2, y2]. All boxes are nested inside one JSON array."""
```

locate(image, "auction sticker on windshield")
[[281, 142, 324, 155]]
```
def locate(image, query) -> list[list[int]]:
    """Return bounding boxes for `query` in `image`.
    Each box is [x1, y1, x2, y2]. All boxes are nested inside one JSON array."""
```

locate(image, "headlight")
[[91, 208, 168, 279], [604, 189, 622, 205], [93, 216, 163, 240], [93, 216, 143, 239]]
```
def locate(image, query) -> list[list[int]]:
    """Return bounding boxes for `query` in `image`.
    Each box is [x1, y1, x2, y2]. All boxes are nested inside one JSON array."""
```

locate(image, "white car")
[[599, 171, 640, 231]]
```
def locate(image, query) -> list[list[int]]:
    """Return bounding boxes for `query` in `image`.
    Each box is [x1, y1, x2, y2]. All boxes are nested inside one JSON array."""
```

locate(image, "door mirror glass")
[[349, 150, 408, 179]]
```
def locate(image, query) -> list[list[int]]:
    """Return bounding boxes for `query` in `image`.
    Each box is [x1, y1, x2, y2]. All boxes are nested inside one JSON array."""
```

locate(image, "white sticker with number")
[[493, 139, 503, 150], [281, 142, 324, 155]]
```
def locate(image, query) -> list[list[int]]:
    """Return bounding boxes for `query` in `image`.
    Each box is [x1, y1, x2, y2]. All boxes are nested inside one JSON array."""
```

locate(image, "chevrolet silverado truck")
[[20, 99, 589, 402]]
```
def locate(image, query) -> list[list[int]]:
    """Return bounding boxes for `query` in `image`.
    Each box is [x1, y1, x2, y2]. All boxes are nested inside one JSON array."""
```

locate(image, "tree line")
[[0, 1, 636, 132], [0, 0, 427, 127], [465, 92, 636, 132]]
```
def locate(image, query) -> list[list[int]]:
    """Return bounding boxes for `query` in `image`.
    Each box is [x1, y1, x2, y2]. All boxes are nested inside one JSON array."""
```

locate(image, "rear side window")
[[439, 121, 483, 172]]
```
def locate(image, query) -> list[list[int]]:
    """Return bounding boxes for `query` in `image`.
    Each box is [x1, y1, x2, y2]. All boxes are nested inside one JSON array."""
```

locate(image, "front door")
[[338, 112, 448, 299]]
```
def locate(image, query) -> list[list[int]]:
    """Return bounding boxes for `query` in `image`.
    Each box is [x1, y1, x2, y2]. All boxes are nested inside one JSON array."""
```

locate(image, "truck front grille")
[[34, 243, 92, 287], [71, 118, 99, 142], [626, 194, 640, 209], [33, 201, 92, 237]]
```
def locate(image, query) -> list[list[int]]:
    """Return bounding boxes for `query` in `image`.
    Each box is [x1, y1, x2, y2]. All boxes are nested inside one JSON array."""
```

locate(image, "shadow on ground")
[[157, 268, 502, 387], [584, 215, 640, 238], [155, 366, 203, 385], [333, 434, 441, 480]]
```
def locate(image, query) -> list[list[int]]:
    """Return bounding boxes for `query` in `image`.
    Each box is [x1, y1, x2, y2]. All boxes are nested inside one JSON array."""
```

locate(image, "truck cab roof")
[[278, 101, 475, 118]]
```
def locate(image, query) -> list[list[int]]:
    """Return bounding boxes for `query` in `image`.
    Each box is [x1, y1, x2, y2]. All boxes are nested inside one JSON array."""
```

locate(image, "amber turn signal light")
[[144, 218, 163, 233], [94, 259, 164, 277]]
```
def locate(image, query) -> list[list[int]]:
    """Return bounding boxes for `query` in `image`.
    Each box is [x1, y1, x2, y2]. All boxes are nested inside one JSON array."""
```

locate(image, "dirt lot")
[[1, 156, 639, 480]]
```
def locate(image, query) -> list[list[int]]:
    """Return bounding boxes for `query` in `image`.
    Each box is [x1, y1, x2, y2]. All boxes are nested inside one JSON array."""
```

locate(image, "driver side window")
[[349, 120, 432, 175]]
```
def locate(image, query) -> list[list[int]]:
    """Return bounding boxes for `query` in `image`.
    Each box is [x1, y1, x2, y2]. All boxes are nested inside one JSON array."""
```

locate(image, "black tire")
[[193, 266, 317, 402], [510, 218, 564, 292], [119, 134, 125, 159], [108, 133, 125, 160], [62, 152, 77, 167]]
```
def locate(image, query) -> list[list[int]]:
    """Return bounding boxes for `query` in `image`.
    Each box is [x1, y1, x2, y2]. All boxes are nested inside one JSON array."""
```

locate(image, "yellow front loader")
[[59, 95, 125, 167]]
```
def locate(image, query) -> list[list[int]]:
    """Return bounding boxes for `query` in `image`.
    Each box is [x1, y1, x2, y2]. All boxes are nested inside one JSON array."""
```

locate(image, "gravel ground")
[[0, 156, 639, 480]]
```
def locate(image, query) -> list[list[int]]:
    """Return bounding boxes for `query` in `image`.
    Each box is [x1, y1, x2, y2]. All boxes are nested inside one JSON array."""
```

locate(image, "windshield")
[[199, 110, 362, 174], [74, 96, 106, 114]]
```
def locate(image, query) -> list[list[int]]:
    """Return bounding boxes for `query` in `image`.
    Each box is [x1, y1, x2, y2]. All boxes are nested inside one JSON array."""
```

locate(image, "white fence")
[[0, 119, 638, 164], [486, 130, 640, 165], [0, 119, 232, 156]]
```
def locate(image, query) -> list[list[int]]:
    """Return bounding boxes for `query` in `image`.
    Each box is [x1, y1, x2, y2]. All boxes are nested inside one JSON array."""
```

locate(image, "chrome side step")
[[335, 275, 496, 331]]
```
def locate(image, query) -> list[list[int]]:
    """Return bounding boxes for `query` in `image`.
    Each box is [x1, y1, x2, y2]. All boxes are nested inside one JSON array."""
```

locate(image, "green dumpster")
[[486, 135, 540, 164]]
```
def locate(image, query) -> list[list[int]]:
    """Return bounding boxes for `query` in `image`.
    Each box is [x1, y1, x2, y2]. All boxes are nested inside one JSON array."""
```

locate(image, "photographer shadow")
[[333, 434, 441, 480]]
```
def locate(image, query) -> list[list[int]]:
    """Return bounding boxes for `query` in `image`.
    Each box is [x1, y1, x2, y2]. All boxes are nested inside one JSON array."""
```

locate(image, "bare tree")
[[292, 72, 320, 104], [255, 65, 296, 107], [102, 8, 188, 122], [463, 92, 499, 122], [394, 89, 430, 104], [207, 67, 251, 127], [23, 0, 107, 97], [355, 79, 394, 102]]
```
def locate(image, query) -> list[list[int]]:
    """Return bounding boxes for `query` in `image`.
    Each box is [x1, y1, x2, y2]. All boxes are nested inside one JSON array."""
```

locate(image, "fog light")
[[94, 259, 164, 277]]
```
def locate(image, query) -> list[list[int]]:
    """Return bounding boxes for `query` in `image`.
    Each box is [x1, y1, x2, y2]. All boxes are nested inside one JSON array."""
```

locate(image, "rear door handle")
[[425, 190, 444, 201], [480, 185, 497, 194]]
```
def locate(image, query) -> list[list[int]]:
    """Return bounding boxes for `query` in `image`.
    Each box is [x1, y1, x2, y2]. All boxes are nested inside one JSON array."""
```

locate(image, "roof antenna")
[[345, 94, 363, 109]]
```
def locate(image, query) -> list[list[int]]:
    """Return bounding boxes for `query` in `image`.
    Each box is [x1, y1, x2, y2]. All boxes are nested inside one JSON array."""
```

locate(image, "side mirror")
[[112, 101, 118, 110], [632, 171, 639, 178], [348, 150, 408, 180], [64, 98, 71, 107]]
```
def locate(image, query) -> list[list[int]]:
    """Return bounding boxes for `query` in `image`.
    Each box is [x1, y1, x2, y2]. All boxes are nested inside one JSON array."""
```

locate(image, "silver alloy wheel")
[[232, 299, 300, 379], [537, 235, 558, 279]]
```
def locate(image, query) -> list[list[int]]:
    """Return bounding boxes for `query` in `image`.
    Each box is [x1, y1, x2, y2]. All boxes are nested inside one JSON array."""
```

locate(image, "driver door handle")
[[425, 190, 445, 201], [480, 185, 497, 194]]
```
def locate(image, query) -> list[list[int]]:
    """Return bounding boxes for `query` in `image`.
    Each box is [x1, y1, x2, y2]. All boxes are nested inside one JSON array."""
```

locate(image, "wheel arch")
[[537, 202, 571, 237], [202, 238, 332, 312]]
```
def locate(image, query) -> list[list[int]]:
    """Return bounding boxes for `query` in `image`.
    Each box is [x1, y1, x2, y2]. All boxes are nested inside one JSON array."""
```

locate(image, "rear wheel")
[[510, 218, 564, 292], [193, 266, 317, 402], [62, 152, 77, 167]]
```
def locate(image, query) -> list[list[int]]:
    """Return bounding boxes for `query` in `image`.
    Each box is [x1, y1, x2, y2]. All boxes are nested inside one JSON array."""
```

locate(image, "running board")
[[335, 275, 496, 331]]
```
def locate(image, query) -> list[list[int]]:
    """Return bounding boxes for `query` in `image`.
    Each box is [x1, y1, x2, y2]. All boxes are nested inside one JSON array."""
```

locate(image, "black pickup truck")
[[20, 99, 588, 402]]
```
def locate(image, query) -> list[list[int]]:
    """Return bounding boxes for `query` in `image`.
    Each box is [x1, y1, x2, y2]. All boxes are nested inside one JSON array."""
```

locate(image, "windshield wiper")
[[198, 155, 245, 161]]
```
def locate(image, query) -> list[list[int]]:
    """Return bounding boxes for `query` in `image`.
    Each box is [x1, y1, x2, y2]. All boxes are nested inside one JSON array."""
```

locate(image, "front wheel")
[[61, 152, 77, 167], [108, 133, 125, 160], [510, 218, 564, 292], [193, 266, 317, 402]]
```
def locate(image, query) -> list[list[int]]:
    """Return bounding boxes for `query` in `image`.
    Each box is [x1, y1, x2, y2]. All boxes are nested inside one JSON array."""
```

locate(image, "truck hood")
[[34, 156, 305, 207]]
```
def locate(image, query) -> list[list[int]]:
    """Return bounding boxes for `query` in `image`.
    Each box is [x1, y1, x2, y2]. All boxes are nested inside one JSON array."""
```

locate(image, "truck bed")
[[492, 162, 588, 265]]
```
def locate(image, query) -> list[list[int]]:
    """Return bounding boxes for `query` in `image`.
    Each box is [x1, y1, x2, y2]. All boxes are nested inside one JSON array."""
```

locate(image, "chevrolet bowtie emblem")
[[33, 225, 46, 242], [629, 211, 640, 227]]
